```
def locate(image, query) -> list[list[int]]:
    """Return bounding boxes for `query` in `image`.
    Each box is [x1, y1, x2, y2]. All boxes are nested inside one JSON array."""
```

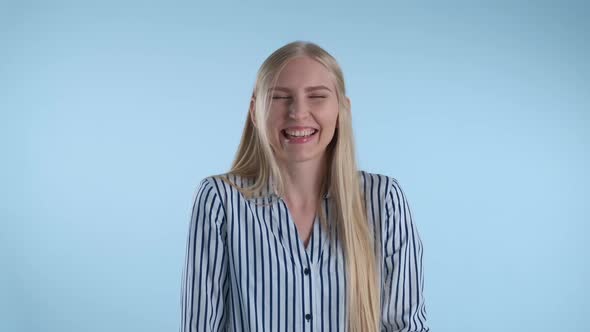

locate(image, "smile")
[[281, 129, 319, 144]]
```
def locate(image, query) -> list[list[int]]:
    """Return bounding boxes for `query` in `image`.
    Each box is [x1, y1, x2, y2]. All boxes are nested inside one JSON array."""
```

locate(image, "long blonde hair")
[[216, 40, 379, 332]]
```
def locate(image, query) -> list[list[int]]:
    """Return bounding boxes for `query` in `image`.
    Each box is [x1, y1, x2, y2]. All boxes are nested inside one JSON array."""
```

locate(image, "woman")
[[180, 40, 429, 332]]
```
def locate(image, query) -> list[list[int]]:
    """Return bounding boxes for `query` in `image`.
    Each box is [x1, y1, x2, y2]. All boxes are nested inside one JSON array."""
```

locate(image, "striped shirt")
[[180, 170, 429, 331]]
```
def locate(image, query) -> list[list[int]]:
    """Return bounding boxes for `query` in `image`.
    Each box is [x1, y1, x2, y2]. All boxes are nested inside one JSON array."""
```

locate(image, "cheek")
[[319, 107, 339, 130], [265, 114, 283, 134]]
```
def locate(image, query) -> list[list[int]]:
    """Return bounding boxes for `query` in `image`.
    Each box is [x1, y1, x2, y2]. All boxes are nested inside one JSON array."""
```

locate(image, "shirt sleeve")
[[381, 178, 429, 332], [180, 178, 228, 332]]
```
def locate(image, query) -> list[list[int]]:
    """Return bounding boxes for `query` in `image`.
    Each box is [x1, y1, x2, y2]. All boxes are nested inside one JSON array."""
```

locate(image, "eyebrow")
[[268, 85, 333, 93]]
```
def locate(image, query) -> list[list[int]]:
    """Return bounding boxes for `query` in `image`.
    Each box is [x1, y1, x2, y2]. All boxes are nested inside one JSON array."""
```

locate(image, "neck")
[[277, 155, 327, 210]]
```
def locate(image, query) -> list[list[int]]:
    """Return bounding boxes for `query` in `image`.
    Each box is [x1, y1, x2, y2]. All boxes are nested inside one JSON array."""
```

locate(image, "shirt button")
[[305, 313, 312, 321], [303, 268, 310, 275]]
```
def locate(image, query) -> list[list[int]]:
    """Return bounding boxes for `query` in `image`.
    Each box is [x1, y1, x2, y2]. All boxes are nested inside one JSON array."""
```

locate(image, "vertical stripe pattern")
[[180, 170, 429, 331]]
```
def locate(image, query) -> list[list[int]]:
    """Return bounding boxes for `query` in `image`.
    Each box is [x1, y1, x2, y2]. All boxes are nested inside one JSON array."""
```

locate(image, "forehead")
[[273, 56, 333, 88]]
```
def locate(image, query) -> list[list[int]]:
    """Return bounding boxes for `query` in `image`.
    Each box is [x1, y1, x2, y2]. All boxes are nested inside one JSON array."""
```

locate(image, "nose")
[[287, 97, 310, 119]]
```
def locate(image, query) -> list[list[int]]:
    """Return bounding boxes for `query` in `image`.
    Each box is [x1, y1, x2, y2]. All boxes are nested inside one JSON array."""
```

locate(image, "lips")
[[281, 129, 318, 139], [280, 128, 319, 145]]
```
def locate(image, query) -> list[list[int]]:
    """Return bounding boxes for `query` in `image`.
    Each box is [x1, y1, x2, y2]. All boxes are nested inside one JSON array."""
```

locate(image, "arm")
[[180, 178, 228, 332], [381, 178, 429, 332]]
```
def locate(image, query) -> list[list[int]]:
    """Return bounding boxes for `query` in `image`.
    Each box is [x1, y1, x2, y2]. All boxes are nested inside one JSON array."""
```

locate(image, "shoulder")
[[357, 169, 413, 216], [357, 169, 404, 199], [191, 173, 255, 224], [187, 175, 230, 227], [194, 172, 256, 203]]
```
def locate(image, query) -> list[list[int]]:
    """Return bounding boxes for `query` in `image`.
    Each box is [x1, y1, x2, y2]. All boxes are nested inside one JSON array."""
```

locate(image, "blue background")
[[2, 1, 588, 331]]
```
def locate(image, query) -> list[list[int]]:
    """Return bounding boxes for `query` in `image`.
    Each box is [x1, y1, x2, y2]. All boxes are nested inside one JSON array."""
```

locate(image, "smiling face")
[[253, 56, 341, 166]]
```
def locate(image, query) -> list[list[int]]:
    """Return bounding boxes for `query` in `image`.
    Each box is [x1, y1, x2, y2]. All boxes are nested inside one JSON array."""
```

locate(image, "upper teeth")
[[285, 129, 316, 137]]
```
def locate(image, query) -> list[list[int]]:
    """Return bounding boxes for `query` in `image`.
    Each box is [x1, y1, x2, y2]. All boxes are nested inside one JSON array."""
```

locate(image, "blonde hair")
[[216, 40, 379, 332]]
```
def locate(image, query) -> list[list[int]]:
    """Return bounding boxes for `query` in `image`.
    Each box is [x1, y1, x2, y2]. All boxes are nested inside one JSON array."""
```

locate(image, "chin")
[[282, 150, 327, 163]]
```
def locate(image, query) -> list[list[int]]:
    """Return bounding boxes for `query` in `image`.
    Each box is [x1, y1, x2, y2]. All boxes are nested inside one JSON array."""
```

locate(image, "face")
[[251, 56, 347, 166]]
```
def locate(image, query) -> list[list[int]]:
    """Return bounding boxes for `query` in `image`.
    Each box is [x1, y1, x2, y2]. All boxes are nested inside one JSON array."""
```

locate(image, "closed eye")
[[271, 96, 326, 100]]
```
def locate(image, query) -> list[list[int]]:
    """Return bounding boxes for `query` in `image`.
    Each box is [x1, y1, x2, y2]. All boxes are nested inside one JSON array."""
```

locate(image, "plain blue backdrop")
[[2, 1, 588, 331]]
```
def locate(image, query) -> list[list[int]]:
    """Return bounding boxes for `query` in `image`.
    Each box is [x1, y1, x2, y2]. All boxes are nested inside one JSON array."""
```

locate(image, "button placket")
[[303, 256, 314, 327]]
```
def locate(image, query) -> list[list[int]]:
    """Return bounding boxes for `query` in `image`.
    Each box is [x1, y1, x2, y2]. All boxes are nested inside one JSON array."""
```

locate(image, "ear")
[[346, 96, 351, 112], [337, 96, 351, 129], [249, 96, 257, 128]]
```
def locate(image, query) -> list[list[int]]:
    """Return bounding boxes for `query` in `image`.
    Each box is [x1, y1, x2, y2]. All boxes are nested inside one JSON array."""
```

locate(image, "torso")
[[184, 170, 428, 331]]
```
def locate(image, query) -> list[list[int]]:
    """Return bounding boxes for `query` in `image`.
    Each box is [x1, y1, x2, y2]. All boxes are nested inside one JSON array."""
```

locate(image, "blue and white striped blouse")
[[180, 170, 429, 331]]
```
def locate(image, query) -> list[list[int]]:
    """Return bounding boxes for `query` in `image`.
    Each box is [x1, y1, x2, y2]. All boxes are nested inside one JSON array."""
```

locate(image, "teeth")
[[285, 129, 316, 137]]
